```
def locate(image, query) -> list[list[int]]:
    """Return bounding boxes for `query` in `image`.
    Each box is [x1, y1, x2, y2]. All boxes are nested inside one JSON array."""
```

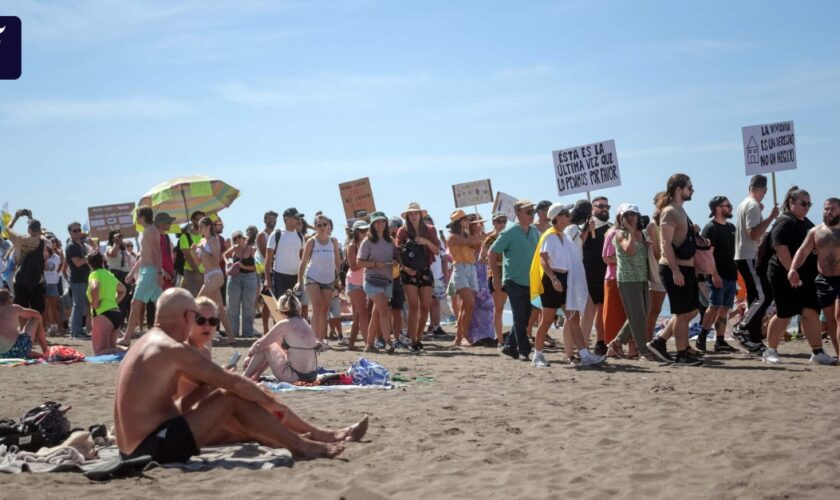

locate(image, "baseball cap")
[[513, 199, 535, 211], [708, 196, 728, 217], [536, 200, 552, 211], [616, 203, 641, 217], [492, 211, 507, 221], [283, 207, 303, 218], [547, 203, 574, 220]]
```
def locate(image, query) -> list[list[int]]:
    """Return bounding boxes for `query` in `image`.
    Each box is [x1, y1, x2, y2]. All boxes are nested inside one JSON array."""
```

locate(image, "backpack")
[[0, 401, 72, 451], [174, 230, 193, 276], [14, 239, 45, 289], [400, 238, 428, 272]]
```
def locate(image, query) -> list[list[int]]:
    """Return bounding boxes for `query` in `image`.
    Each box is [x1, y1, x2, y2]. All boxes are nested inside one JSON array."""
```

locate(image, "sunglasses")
[[523, 209, 535, 215], [593, 204, 610, 210], [493, 218, 508, 224], [195, 315, 220, 327]]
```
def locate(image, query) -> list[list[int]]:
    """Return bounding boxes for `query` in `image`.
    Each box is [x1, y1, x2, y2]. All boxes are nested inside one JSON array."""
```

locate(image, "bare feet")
[[342, 415, 369, 442], [295, 437, 346, 459]]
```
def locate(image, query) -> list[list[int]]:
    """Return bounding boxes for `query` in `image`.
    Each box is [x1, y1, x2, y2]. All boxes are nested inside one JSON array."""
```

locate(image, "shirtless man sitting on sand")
[[0, 289, 48, 358], [789, 197, 840, 354], [115, 287, 368, 464]]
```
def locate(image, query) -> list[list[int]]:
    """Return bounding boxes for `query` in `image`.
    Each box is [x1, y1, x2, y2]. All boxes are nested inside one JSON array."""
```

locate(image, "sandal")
[[606, 342, 625, 359]]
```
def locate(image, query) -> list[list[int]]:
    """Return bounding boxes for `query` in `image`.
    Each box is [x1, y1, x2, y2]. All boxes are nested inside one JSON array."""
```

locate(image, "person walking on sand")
[[119, 207, 163, 347], [396, 202, 441, 353], [191, 217, 236, 345], [297, 214, 341, 348], [447, 209, 483, 347], [695, 196, 739, 353], [531, 203, 604, 367], [646, 174, 704, 366], [762, 188, 835, 365], [489, 200, 540, 361], [733, 174, 779, 353]]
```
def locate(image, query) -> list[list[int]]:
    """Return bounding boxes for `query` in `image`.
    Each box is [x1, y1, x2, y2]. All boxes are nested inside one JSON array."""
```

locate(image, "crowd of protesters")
[[2, 172, 839, 369]]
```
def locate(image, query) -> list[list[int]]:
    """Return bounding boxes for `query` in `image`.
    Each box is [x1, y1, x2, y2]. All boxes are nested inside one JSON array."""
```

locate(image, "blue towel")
[[85, 352, 127, 363]]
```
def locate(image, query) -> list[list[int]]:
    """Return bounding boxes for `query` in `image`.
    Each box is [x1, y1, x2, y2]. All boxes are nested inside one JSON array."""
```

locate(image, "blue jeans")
[[70, 282, 89, 337], [227, 272, 259, 337], [504, 280, 532, 356]]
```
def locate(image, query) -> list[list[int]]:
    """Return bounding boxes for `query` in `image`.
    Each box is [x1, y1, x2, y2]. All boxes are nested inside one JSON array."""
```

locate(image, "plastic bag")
[[347, 358, 390, 386]]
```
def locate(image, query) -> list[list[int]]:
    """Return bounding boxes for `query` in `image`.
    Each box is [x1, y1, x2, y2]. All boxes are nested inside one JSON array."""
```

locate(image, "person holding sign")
[[762, 188, 835, 365], [447, 210, 483, 347], [396, 203, 441, 354], [646, 174, 703, 366], [733, 175, 779, 353]]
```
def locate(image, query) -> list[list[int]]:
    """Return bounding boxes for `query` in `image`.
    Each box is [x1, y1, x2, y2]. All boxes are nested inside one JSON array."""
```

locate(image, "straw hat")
[[401, 202, 428, 219]]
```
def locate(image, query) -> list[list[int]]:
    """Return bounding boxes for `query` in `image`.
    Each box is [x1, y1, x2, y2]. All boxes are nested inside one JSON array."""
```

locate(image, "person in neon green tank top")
[[86, 252, 127, 355]]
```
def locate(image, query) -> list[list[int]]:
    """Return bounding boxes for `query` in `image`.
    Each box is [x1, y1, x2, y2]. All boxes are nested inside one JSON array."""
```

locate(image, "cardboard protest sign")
[[452, 179, 493, 208], [492, 191, 518, 221], [741, 121, 796, 175], [88, 202, 137, 241], [552, 139, 620, 197], [339, 177, 376, 221]]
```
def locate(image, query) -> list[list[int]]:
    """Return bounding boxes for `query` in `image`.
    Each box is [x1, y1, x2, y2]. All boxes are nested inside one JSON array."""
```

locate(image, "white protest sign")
[[492, 191, 518, 221], [452, 179, 493, 208], [741, 121, 796, 175], [552, 139, 620, 197]]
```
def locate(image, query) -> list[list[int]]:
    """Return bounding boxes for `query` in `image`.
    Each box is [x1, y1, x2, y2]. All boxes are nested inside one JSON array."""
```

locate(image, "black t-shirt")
[[701, 220, 737, 280], [582, 223, 611, 279], [66, 241, 91, 284], [769, 214, 816, 277]]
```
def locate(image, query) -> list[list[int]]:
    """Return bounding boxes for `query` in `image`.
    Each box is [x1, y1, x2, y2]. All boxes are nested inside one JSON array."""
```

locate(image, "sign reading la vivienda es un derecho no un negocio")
[[552, 139, 621, 197], [741, 120, 796, 176]]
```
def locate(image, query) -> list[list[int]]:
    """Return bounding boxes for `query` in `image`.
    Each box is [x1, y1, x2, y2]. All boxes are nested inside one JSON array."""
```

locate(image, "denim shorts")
[[707, 278, 737, 309], [305, 275, 334, 290], [346, 283, 364, 293], [46, 283, 60, 297], [364, 281, 393, 300], [452, 263, 478, 291]]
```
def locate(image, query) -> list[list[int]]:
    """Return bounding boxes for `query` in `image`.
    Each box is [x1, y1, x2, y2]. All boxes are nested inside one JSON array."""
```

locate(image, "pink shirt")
[[601, 228, 618, 281]]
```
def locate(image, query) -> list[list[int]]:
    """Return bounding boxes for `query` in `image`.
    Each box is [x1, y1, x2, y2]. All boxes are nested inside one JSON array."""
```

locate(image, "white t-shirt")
[[541, 232, 573, 271], [735, 196, 763, 260], [44, 254, 61, 284], [267, 229, 302, 275], [430, 250, 443, 280], [563, 225, 584, 255]]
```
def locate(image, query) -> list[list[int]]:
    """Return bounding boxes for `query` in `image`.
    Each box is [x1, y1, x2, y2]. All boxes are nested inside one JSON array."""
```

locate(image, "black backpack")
[[0, 401, 72, 451], [14, 239, 45, 289], [174, 230, 193, 276], [400, 238, 428, 272]]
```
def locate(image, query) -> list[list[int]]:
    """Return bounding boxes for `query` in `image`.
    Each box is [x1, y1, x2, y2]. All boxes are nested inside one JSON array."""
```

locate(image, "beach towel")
[[85, 352, 127, 364], [0, 443, 293, 478], [263, 381, 395, 393]]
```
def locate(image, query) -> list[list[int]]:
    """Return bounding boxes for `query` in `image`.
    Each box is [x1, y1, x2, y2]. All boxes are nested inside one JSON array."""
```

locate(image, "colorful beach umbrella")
[[138, 176, 240, 225]]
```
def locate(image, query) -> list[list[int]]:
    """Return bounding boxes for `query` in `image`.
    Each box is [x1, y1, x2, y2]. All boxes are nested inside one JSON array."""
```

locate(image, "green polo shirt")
[[489, 224, 539, 287]]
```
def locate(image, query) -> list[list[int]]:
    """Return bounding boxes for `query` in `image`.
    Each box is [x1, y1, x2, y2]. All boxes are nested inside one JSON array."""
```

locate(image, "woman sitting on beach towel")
[[243, 291, 319, 383]]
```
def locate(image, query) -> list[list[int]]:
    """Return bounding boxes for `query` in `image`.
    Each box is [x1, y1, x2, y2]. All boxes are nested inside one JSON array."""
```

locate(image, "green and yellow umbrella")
[[138, 176, 240, 226]]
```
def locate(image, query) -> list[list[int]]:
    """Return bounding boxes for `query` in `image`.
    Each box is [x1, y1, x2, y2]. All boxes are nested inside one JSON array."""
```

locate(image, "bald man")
[[114, 288, 367, 463]]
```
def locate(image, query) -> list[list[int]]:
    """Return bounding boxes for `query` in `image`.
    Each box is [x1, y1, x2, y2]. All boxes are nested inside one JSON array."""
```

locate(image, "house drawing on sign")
[[746, 136, 759, 164]]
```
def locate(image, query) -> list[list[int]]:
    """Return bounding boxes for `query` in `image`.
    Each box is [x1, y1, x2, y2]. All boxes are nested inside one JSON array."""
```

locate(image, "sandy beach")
[[2, 326, 838, 500]]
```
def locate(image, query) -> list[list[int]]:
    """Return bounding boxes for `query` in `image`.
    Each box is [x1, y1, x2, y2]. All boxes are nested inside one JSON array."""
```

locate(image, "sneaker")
[[320, 339, 332, 351], [686, 345, 705, 358], [532, 352, 550, 368], [337, 338, 348, 347], [646, 337, 674, 363], [386, 342, 395, 355], [394, 339, 409, 350], [363, 345, 379, 354], [593, 340, 608, 356], [581, 352, 606, 367], [416, 341, 425, 351], [374, 338, 386, 350], [713, 340, 738, 353], [674, 352, 703, 366], [762, 348, 782, 364], [809, 351, 838, 366], [519, 354, 530, 362], [732, 327, 755, 350], [695, 333, 707, 352], [501, 346, 518, 359], [410, 343, 423, 354]]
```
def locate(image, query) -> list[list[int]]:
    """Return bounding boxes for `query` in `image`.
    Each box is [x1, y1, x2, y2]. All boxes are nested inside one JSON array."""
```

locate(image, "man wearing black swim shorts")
[[581, 196, 612, 355], [115, 288, 368, 464], [787, 197, 840, 362]]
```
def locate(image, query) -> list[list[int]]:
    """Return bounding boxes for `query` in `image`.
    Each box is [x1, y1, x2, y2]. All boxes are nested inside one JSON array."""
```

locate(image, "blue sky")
[[2, 0, 839, 237]]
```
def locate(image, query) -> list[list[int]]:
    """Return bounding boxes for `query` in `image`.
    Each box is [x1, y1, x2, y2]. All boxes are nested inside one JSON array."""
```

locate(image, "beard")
[[825, 214, 840, 226], [683, 193, 692, 201], [595, 212, 609, 222], [723, 210, 733, 219]]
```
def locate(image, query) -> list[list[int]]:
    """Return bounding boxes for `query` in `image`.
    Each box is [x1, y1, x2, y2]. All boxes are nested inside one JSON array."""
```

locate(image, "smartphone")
[[226, 351, 241, 369]]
